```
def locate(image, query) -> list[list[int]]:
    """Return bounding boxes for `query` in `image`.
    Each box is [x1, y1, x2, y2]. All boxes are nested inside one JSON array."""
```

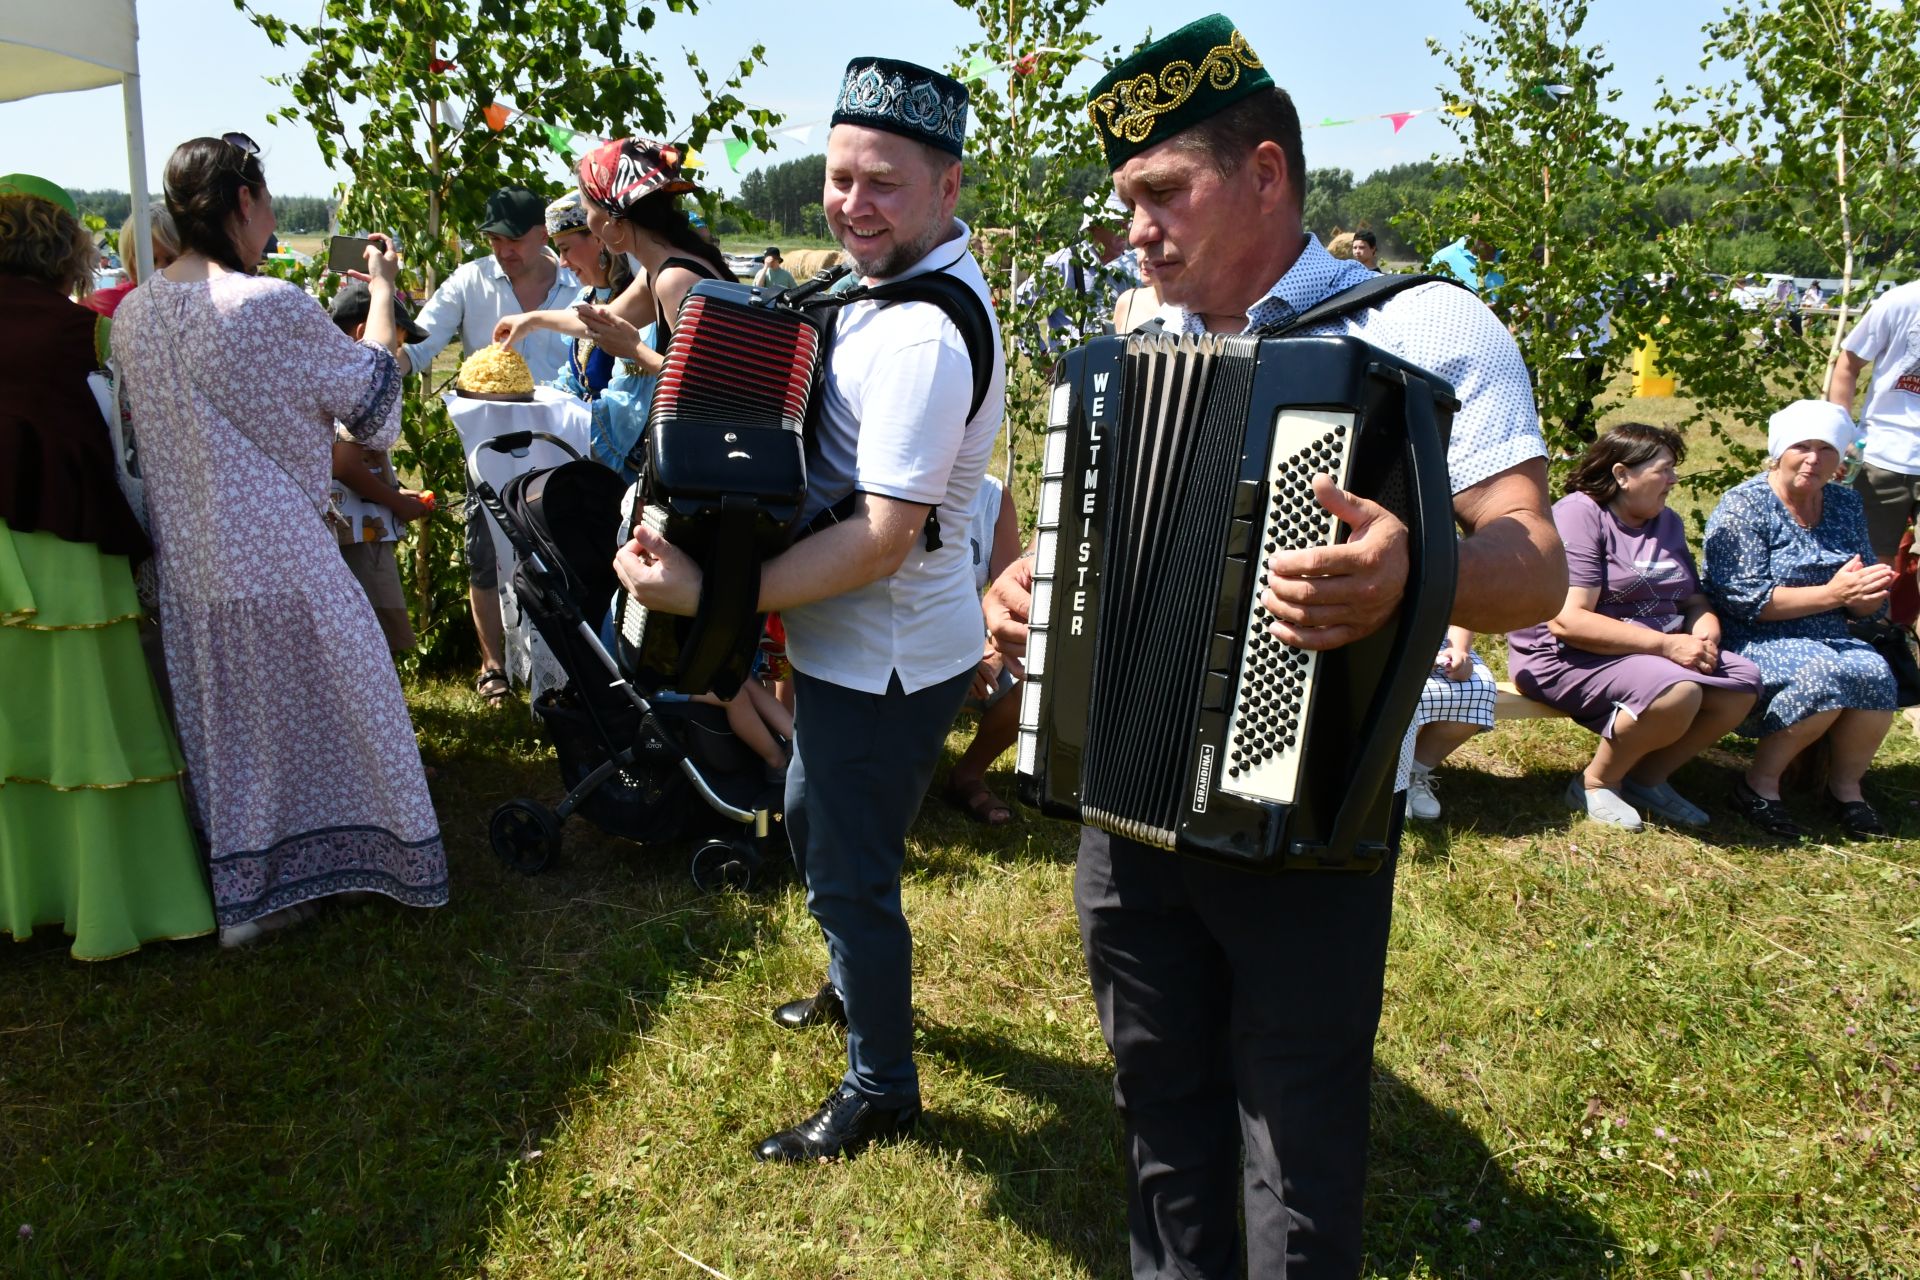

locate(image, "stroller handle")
[[464, 430, 586, 486]]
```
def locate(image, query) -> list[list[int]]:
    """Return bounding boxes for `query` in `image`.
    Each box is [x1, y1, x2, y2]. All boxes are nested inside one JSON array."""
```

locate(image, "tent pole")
[[123, 66, 152, 282]]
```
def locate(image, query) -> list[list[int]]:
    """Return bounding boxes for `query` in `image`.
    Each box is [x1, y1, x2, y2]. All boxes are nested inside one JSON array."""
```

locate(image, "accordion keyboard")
[[1222, 410, 1358, 806]]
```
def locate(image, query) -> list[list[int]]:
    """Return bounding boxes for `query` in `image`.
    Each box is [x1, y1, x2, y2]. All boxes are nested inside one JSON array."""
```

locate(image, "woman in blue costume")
[[494, 193, 657, 481]]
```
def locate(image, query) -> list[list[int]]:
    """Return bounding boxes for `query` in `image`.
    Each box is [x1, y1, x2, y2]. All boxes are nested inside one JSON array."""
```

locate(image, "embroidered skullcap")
[[1086, 14, 1274, 171], [544, 191, 591, 239], [1767, 399, 1856, 461], [831, 57, 970, 158], [577, 137, 697, 220]]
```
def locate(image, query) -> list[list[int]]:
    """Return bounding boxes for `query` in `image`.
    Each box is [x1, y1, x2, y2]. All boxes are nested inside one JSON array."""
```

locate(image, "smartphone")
[[326, 234, 373, 274]]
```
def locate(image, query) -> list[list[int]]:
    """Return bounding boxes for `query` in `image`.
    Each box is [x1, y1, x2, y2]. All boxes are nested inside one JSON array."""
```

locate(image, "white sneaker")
[[1407, 763, 1442, 821], [1566, 776, 1642, 830]]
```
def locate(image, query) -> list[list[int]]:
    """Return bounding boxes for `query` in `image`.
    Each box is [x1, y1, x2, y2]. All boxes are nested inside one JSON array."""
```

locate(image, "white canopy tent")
[[0, 1, 153, 278]]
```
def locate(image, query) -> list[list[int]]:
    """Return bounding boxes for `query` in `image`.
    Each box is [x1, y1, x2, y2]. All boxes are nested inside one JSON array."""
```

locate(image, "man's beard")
[[840, 215, 950, 279]]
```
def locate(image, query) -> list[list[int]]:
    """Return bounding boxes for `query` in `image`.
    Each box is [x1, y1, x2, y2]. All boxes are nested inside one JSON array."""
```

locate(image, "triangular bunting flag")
[[1530, 83, 1574, 104], [1445, 102, 1472, 117], [543, 123, 574, 153], [482, 103, 512, 131], [441, 100, 465, 130], [724, 138, 751, 171], [961, 54, 996, 83], [779, 123, 815, 146], [1318, 116, 1352, 127], [1388, 112, 1417, 133], [683, 147, 703, 169]]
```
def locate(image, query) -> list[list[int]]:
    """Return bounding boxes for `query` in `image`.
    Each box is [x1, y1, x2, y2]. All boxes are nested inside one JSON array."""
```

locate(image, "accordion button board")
[[1016, 330, 1459, 873]]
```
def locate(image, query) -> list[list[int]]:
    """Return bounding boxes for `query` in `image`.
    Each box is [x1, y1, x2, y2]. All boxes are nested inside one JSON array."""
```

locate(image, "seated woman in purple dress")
[[1703, 400, 1898, 840], [1509, 424, 1762, 830]]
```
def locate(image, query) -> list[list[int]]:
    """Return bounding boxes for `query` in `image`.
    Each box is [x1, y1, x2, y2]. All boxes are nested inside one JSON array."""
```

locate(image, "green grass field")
[[4, 391, 1918, 1278]]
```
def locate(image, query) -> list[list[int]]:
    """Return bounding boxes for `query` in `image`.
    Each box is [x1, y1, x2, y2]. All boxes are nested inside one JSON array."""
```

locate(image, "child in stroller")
[[467, 431, 786, 890]]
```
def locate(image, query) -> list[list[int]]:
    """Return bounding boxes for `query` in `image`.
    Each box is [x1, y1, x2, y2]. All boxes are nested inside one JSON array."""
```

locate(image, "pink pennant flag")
[[1388, 112, 1417, 134]]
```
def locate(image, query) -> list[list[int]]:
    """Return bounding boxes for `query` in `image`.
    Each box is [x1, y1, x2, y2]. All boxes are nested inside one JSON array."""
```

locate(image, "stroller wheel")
[[491, 799, 562, 875], [690, 839, 756, 894]]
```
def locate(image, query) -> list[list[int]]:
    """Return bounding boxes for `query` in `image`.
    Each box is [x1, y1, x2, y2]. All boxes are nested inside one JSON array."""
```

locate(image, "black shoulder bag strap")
[[795, 267, 998, 550], [1123, 272, 1464, 340], [1258, 273, 1464, 337]]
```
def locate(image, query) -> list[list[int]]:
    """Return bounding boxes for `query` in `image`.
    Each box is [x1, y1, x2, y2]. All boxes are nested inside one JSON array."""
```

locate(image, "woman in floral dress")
[[110, 137, 445, 943]]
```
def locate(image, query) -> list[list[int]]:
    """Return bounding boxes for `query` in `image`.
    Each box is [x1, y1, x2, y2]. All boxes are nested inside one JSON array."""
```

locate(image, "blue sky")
[[5, 0, 1735, 200]]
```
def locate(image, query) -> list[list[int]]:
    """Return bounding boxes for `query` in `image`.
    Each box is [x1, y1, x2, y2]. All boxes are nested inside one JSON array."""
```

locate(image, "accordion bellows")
[[613, 281, 826, 697], [456, 343, 536, 398], [1017, 329, 1460, 872]]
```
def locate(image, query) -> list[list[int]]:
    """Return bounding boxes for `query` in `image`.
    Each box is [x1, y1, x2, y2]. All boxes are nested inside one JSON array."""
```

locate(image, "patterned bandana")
[[576, 138, 697, 219], [1086, 14, 1274, 171], [831, 57, 969, 158]]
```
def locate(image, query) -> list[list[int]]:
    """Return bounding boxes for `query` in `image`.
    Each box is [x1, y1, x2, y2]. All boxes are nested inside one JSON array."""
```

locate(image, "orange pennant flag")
[[483, 103, 512, 131]]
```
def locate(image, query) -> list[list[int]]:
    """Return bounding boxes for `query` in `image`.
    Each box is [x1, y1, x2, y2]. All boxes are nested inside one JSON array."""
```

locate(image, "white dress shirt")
[[403, 253, 579, 385], [781, 220, 1007, 696]]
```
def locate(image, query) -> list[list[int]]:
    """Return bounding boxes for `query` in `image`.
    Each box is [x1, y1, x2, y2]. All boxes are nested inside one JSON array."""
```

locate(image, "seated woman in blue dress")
[[1703, 400, 1899, 840], [494, 192, 658, 482]]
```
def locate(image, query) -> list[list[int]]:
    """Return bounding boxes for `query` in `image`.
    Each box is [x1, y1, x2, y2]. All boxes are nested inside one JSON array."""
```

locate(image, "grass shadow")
[[914, 1023, 1620, 1280], [0, 740, 766, 1279]]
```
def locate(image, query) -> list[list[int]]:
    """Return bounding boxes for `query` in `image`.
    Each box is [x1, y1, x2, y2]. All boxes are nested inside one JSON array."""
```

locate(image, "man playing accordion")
[[615, 56, 1005, 1164], [986, 15, 1566, 1277]]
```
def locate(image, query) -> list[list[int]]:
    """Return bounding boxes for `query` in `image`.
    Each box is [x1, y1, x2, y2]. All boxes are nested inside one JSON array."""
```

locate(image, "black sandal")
[[1830, 795, 1888, 839], [1732, 778, 1802, 841], [475, 667, 510, 707]]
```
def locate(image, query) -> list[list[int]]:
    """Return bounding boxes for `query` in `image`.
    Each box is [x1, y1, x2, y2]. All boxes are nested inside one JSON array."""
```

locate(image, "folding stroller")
[[465, 431, 785, 891]]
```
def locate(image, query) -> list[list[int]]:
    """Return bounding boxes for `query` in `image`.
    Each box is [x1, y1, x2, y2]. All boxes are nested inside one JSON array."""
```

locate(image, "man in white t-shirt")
[[613, 56, 1004, 1164], [1830, 279, 1920, 559]]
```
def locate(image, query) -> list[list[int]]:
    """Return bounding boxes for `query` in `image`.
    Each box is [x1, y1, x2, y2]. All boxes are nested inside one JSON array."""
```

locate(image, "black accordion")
[[1015, 330, 1459, 872], [614, 279, 829, 697]]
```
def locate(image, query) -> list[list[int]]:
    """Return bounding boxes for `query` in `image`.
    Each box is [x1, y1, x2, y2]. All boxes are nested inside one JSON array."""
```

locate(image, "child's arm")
[[331, 440, 431, 523]]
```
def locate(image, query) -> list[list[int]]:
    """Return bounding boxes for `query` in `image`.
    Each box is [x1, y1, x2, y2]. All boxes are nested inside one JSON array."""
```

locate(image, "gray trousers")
[[1077, 804, 1403, 1280], [1852, 461, 1920, 564], [786, 666, 974, 1106]]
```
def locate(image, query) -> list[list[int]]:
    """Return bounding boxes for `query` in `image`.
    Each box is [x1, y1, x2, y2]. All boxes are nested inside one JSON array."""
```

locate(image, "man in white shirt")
[[984, 15, 1563, 1276], [613, 56, 1003, 1164], [397, 186, 578, 702], [1829, 278, 1920, 561]]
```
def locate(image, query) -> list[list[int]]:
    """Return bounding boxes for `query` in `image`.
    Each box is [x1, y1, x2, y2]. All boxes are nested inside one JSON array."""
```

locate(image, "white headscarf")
[[1767, 399, 1855, 461]]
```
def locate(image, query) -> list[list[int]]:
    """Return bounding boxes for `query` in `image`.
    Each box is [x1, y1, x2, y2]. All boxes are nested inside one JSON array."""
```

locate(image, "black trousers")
[[1075, 805, 1403, 1280]]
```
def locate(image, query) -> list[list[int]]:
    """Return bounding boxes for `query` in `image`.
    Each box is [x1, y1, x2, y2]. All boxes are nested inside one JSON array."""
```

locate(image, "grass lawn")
[[5, 389, 1919, 1278]]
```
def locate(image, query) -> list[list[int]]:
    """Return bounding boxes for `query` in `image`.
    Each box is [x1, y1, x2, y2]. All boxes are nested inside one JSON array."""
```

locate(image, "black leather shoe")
[[752, 1084, 920, 1163], [1831, 795, 1888, 839], [771, 981, 846, 1031]]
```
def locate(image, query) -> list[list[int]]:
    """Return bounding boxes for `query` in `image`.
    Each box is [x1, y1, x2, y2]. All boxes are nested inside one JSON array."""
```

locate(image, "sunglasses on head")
[[222, 132, 260, 156]]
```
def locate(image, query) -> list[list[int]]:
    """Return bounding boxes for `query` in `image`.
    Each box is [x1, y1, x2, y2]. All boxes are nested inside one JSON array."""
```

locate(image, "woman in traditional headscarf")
[[573, 137, 735, 352], [1703, 400, 1899, 840]]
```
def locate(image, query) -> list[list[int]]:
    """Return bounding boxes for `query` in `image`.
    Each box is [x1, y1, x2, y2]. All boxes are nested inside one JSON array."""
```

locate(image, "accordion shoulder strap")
[[1128, 273, 1465, 339], [840, 271, 997, 422], [1258, 273, 1465, 337]]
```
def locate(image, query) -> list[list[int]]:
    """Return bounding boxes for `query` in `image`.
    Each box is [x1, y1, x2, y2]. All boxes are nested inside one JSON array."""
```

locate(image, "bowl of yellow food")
[[454, 343, 537, 402]]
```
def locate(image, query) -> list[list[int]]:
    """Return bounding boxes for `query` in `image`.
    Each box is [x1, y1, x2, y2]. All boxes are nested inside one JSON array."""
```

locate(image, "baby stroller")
[[467, 430, 785, 892]]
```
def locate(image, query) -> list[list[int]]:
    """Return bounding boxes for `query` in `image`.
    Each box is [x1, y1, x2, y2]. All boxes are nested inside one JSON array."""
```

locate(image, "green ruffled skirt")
[[0, 518, 214, 958]]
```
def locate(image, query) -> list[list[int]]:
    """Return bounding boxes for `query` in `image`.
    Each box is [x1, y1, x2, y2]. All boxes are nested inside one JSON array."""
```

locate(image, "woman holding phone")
[[109, 135, 447, 946]]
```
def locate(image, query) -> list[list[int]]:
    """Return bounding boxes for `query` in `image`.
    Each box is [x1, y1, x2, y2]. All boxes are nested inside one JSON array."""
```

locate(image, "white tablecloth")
[[446, 389, 595, 703]]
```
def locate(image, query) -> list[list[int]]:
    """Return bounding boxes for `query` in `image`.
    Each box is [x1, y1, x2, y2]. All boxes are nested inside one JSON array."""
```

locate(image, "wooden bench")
[[1493, 680, 1569, 722]]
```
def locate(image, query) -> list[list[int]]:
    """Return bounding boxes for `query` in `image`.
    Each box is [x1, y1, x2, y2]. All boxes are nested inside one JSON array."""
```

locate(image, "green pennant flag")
[[543, 123, 575, 153], [724, 137, 751, 171], [962, 54, 996, 83]]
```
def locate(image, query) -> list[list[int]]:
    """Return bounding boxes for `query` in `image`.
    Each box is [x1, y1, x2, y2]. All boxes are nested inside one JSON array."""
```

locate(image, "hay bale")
[[783, 248, 848, 280]]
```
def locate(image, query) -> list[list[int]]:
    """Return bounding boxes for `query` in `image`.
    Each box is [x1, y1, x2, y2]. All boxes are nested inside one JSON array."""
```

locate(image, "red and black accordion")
[[614, 279, 829, 696], [1015, 330, 1459, 871]]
